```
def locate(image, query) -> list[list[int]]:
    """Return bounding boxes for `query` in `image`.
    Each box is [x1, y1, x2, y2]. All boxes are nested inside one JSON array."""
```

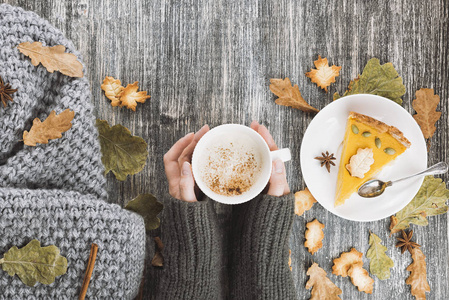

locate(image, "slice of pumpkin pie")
[[335, 112, 411, 206]]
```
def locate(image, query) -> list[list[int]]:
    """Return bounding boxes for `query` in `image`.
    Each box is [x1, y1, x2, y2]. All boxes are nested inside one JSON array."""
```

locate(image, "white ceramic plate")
[[300, 94, 427, 222]]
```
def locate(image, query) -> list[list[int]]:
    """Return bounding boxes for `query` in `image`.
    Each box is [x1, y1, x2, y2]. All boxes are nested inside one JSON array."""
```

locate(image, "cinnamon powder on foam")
[[201, 143, 262, 196]]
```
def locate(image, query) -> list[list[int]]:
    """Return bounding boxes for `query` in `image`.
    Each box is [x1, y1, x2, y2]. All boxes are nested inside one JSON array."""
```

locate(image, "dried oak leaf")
[[101, 76, 124, 106], [406, 248, 430, 300], [348, 263, 374, 294], [294, 188, 317, 216], [366, 232, 394, 280], [125, 194, 163, 232], [332, 248, 363, 277], [305, 55, 341, 92], [306, 263, 342, 300], [96, 119, 148, 181], [304, 219, 325, 255], [151, 237, 164, 267], [346, 148, 374, 178], [0, 239, 67, 286], [269, 78, 319, 113], [119, 82, 151, 111], [333, 58, 405, 104], [17, 42, 83, 78], [412, 88, 441, 139], [390, 176, 449, 235], [23, 109, 74, 146]]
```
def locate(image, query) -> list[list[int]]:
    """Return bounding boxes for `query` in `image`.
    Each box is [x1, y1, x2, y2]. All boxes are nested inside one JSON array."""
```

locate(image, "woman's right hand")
[[163, 125, 209, 202]]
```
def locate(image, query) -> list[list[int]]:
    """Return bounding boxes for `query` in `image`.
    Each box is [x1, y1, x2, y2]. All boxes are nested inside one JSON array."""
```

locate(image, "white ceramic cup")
[[192, 124, 291, 204]]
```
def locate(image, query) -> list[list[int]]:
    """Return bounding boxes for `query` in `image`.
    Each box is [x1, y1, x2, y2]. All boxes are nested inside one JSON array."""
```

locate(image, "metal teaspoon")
[[357, 162, 448, 198]]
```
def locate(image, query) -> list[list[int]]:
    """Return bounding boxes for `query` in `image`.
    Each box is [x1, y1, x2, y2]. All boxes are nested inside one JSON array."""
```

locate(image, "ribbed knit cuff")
[[229, 193, 297, 300], [0, 188, 146, 300], [154, 196, 224, 299]]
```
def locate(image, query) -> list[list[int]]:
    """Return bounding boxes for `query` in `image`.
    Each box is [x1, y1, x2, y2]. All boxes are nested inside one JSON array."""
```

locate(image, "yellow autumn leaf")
[[305, 55, 341, 92], [17, 42, 83, 78], [119, 82, 151, 111], [101, 76, 124, 106], [23, 110, 75, 146]]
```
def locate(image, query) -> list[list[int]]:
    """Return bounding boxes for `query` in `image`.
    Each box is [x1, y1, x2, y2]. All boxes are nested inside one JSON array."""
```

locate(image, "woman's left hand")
[[250, 121, 290, 197]]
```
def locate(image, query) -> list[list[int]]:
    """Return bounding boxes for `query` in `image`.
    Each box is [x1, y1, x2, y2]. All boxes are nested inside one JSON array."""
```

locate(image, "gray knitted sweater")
[[0, 4, 145, 299], [151, 193, 297, 300]]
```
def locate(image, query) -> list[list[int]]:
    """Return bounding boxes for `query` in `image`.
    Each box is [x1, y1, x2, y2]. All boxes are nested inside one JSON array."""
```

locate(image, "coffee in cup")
[[192, 124, 291, 204]]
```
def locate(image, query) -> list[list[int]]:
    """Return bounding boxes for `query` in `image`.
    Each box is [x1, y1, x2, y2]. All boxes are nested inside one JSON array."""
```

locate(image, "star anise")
[[396, 230, 421, 254], [0, 76, 17, 107], [314, 151, 336, 173]]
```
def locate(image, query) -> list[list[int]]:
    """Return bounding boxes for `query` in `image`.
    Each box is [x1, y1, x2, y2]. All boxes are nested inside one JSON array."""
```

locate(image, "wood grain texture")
[[3, 0, 448, 298]]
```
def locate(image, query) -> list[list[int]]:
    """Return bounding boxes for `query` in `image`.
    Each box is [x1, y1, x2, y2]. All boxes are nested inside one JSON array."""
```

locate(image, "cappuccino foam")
[[199, 135, 263, 196]]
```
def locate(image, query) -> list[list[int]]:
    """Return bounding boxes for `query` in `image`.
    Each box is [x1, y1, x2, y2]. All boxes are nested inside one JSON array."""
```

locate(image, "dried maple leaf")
[[333, 58, 405, 104], [406, 248, 430, 300], [306, 263, 342, 300], [390, 176, 449, 235], [269, 78, 319, 113], [348, 263, 374, 294], [96, 119, 148, 181], [346, 148, 374, 178], [119, 82, 151, 111], [17, 42, 83, 78], [305, 55, 341, 92], [151, 237, 164, 267], [101, 76, 124, 106], [366, 232, 394, 280], [412, 88, 441, 139], [294, 188, 317, 216], [332, 248, 363, 277], [304, 219, 325, 255], [23, 109, 75, 146]]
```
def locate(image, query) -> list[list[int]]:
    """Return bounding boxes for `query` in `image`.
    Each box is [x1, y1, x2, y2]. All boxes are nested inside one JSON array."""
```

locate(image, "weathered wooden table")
[[4, 0, 448, 298]]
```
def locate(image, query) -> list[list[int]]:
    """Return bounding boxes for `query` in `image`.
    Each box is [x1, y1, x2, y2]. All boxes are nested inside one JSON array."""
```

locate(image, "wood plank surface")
[[2, 0, 448, 299]]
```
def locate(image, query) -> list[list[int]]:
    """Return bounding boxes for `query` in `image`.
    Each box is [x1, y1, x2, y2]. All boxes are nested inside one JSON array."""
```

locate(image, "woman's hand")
[[163, 125, 210, 202], [250, 121, 290, 197]]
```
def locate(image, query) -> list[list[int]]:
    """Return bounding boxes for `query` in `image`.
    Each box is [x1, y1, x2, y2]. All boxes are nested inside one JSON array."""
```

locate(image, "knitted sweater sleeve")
[[153, 196, 225, 299], [229, 193, 297, 300]]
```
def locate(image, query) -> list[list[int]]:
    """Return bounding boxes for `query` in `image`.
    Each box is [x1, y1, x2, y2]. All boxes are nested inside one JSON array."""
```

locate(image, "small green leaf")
[[125, 194, 163, 232], [96, 119, 148, 181], [0, 239, 67, 286], [366, 232, 394, 280], [334, 58, 405, 104], [390, 176, 449, 234]]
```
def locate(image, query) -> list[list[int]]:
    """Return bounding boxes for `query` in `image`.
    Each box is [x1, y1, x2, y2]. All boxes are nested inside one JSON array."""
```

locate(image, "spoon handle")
[[392, 162, 448, 185]]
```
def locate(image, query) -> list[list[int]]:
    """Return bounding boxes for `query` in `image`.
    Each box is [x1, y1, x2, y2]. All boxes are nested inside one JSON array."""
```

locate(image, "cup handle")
[[270, 148, 291, 162]]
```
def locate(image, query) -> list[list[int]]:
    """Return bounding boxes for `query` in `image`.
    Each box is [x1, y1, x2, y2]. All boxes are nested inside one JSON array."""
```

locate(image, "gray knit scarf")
[[0, 4, 145, 299]]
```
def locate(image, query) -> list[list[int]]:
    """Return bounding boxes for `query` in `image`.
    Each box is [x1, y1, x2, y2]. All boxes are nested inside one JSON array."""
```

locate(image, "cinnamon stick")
[[79, 243, 99, 300]]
